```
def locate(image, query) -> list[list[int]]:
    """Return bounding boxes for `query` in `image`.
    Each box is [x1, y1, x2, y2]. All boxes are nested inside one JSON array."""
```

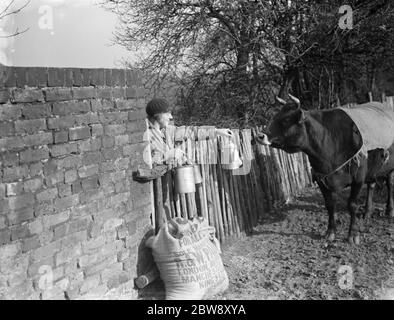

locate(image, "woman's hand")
[[216, 128, 234, 138]]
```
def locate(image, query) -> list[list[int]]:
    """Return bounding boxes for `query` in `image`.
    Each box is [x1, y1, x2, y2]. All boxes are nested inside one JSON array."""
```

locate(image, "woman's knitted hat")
[[146, 98, 171, 117]]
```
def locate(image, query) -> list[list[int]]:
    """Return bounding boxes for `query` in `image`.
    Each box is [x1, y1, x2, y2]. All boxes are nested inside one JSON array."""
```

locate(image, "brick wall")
[[0, 66, 153, 300]]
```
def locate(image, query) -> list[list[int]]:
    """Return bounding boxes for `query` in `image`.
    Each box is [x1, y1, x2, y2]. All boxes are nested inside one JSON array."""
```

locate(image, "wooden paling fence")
[[153, 128, 313, 243]]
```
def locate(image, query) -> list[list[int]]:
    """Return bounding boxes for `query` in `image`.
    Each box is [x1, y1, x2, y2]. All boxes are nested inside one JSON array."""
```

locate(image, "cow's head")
[[256, 94, 308, 153]]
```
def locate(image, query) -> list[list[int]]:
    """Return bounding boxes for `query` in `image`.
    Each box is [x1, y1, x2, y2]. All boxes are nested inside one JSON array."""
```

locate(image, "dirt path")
[[140, 186, 394, 300], [215, 186, 394, 300]]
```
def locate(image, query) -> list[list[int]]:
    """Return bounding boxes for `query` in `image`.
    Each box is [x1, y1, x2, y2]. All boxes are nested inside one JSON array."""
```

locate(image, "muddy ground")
[[141, 185, 394, 300]]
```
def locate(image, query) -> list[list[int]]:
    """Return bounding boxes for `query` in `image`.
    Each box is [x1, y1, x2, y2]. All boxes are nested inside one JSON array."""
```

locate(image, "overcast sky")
[[0, 0, 133, 68]]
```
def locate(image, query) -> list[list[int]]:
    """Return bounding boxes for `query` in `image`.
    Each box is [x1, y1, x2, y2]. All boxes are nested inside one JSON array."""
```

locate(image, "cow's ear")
[[297, 108, 306, 124]]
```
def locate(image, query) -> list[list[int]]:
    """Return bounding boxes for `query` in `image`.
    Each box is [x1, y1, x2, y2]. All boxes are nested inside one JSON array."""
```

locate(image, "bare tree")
[[105, 0, 394, 125], [0, 0, 30, 38]]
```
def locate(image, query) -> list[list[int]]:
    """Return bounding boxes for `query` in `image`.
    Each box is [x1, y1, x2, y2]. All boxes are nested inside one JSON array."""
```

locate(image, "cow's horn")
[[275, 96, 287, 105], [288, 93, 300, 106]]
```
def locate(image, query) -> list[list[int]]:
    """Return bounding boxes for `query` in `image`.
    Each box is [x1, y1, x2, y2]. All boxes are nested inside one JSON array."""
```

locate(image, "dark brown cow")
[[256, 95, 394, 245]]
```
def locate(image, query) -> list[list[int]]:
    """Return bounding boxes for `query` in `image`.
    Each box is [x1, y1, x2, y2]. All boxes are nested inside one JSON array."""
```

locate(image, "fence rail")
[[152, 128, 313, 243]]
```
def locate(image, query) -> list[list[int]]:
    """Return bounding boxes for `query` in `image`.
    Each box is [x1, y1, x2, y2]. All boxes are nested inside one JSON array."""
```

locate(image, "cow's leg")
[[318, 183, 337, 241], [363, 182, 375, 223], [386, 171, 394, 217], [347, 181, 363, 245]]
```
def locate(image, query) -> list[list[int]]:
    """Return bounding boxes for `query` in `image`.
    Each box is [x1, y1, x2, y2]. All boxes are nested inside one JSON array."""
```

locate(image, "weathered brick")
[[42, 211, 70, 229], [65, 170, 78, 184], [79, 189, 105, 205], [58, 184, 72, 198], [115, 99, 135, 110], [60, 230, 87, 249], [23, 132, 53, 147], [81, 176, 99, 191], [57, 155, 82, 169], [123, 142, 145, 157], [84, 255, 117, 277], [27, 219, 43, 235], [0, 216, 7, 229], [90, 124, 103, 137], [48, 116, 75, 130], [75, 113, 99, 126], [104, 124, 126, 136], [53, 101, 90, 116], [22, 235, 40, 253], [6, 182, 24, 196], [96, 88, 112, 100], [20, 148, 49, 163], [100, 161, 116, 173], [21, 103, 51, 119], [30, 162, 44, 176], [0, 151, 19, 167], [82, 152, 101, 166], [0, 89, 10, 104], [15, 67, 28, 86], [55, 244, 82, 266], [39, 230, 55, 247], [102, 136, 115, 148], [11, 224, 30, 241], [27, 256, 54, 278], [113, 158, 129, 171], [0, 136, 24, 151], [54, 195, 79, 211], [0, 242, 21, 259], [128, 109, 146, 122], [82, 69, 92, 86], [0, 183, 5, 198], [22, 236, 40, 253], [117, 249, 130, 262], [78, 254, 100, 268], [71, 181, 82, 195], [44, 88, 72, 102], [31, 241, 61, 262], [115, 135, 129, 146], [26, 67, 48, 87], [126, 120, 147, 133], [23, 178, 42, 193], [0, 229, 11, 245], [34, 201, 55, 217], [0, 104, 22, 120], [50, 143, 78, 157], [54, 131, 69, 144], [71, 68, 83, 87], [46, 171, 65, 187], [11, 89, 44, 103], [81, 235, 106, 253], [3, 165, 29, 182], [73, 87, 96, 100], [102, 147, 122, 160], [78, 164, 99, 178], [0, 121, 14, 137], [48, 68, 65, 87], [103, 218, 123, 232], [112, 69, 126, 86], [69, 126, 91, 141], [37, 188, 58, 202], [99, 111, 126, 124], [8, 193, 35, 211], [111, 171, 126, 183], [112, 88, 125, 99], [129, 131, 145, 144], [80, 274, 100, 294], [15, 119, 46, 135], [101, 262, 124, 282], [0, 200, 9, 214], [54, 218, 90, 240]]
